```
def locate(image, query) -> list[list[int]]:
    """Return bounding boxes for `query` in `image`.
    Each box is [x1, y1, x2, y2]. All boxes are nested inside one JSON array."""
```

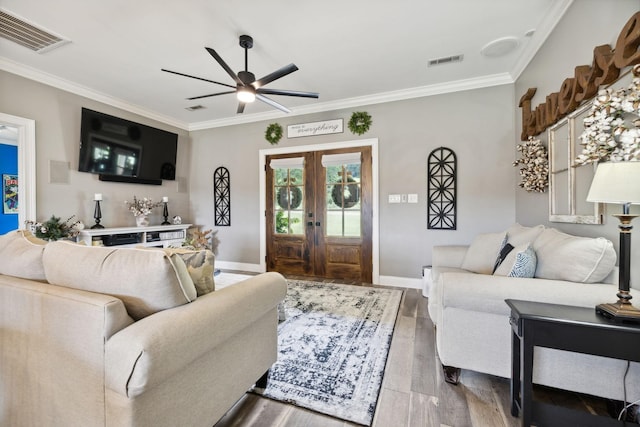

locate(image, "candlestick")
[[161, 201, 170, 225], [91, 200, 104, 229]]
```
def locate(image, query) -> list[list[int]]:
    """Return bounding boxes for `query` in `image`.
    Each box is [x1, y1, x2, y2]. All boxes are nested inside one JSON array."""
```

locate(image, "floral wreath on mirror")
[[265, 123, 283, 145], [348, 111, 372, 135], [576, 64, 640, 165]]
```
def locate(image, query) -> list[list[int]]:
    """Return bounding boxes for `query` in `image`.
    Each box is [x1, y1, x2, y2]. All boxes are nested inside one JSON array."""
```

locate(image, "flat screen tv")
[[79, 108, 178, 183]]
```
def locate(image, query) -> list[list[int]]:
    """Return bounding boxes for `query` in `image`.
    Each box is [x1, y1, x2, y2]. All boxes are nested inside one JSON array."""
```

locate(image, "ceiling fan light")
[[237, 87, 256, 103]]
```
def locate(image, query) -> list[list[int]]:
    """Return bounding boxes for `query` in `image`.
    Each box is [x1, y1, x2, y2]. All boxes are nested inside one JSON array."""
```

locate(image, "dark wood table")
[[506, 299, 640, 427]]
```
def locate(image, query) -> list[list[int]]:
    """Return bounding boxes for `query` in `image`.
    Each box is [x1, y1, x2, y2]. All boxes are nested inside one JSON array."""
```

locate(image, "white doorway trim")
[[0, 113, 36, 228], [259, 138, 379, 284]]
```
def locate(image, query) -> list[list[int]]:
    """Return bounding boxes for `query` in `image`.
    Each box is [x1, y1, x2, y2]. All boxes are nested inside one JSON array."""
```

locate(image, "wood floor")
[[213, 275, 625, 427]]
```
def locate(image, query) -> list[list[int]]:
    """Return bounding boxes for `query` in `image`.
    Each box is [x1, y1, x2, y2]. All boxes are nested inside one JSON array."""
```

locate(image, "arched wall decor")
[[427, 147, 457, 230], [213, 167, 230, 226]]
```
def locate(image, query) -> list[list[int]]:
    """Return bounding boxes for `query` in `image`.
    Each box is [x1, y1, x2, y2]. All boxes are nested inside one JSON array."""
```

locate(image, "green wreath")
[[348, 111, 372, 135], [277, 185, 303, 210], [265, 123, 283, 145], [331, 176, 360, 208]]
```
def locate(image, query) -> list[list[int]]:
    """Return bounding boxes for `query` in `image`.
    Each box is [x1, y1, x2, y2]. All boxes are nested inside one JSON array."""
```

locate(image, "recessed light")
[[480, 37, 520, 58]]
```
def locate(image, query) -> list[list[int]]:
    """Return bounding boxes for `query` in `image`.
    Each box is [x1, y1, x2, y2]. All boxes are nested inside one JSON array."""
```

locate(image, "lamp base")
[[596, 301, 640, 324]]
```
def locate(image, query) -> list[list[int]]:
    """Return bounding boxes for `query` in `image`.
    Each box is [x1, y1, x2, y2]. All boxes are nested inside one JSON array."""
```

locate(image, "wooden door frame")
[[259, 138, 379, 284]]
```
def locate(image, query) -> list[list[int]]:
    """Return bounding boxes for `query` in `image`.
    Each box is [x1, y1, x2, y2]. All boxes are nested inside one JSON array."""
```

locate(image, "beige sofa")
[[428, 224, 640, 403], [0, 230, 287, 427]]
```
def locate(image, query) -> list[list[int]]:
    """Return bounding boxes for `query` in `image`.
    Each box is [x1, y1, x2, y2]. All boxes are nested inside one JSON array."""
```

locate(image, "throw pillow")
[[42, 241, 198, 320], [0, 230, 48, 281], [532, 228, 616, 283], [163, 248, 215, 296], [494, 243, 537, 278], [505, 223, 545, 247], [461, 231, 507, 274]]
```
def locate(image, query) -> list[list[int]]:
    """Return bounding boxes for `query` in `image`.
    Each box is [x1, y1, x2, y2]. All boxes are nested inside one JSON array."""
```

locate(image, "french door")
[[266, 146, 372, 282]]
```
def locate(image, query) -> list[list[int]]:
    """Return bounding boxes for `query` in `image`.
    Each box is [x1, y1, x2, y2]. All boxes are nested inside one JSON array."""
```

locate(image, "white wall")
[[0, 71, 191, 228], [190, 84, 517, 278], [514, 1, 640, 286]]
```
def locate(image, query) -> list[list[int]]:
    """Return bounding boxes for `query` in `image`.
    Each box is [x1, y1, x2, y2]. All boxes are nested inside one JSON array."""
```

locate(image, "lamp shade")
[[586, 161, 640, 204]]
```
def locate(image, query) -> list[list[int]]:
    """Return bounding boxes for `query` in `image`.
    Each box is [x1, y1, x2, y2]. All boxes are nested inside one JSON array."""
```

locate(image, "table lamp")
[[587, 161, 640, 322]]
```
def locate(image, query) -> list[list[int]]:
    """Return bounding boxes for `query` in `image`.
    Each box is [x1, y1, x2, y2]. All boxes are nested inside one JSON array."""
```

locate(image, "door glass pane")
[[274, 167, 304, 234], [325, 163, 361, 237]]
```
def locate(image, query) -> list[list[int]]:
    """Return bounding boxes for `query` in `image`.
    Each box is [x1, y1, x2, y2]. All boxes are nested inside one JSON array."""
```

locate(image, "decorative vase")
[[135, 215, 149, 227]]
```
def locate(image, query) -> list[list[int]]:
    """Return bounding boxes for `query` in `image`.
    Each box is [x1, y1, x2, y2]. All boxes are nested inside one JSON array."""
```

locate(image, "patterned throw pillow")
[[494, 243, 537, 278], [170, 249, 216, 296]]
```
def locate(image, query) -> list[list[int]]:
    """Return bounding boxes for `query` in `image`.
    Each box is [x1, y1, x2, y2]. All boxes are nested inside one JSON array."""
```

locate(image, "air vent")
[[427, 54, 464, 67], [185, 105, 206, 111], [0, 9, 69, 53]]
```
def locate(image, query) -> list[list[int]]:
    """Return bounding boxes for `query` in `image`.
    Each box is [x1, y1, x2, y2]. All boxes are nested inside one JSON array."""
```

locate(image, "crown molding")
[[189, 72, 515, 130], [510, 0, 573, 81], [0, 57, 190, 130]]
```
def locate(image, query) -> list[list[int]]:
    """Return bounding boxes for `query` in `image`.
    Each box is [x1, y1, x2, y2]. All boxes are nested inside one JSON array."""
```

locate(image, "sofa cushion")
[[0, 230, 48, 281], [494, 243, 537, 278], [506, 223, 545, 247], [43, 241, 197, 319], [532, 228, 616, 283], [163, 248, 215, 296], [461, 231, 507, 274]]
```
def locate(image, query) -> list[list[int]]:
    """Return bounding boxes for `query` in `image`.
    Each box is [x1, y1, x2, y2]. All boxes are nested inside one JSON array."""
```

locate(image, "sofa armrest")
[[105, 272, 287, 398], [432, 245, 468, 269], [439, 272, 626, 316]]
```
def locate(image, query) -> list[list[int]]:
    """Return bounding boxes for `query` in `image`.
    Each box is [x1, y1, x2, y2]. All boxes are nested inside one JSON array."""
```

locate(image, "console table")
[[506, 299, 640, 427], [77, 224, 191, 248]]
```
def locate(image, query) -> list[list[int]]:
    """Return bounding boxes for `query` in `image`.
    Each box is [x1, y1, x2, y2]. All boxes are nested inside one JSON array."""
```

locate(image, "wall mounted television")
[[79, 108, 178, 184]]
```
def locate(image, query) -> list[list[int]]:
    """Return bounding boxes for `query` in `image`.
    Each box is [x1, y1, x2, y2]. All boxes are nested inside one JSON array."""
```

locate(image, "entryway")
[[260, 140, 378, 283]]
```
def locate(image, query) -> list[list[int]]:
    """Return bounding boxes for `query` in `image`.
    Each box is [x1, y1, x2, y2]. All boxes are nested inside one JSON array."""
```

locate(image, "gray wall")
[[514, 0, 640, 286], [190, 84, 517, 277], [0, 71, 191, 228]]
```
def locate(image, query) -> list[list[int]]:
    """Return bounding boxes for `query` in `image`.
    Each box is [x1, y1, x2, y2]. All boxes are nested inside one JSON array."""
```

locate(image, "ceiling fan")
[[162, 35, 319, 114]]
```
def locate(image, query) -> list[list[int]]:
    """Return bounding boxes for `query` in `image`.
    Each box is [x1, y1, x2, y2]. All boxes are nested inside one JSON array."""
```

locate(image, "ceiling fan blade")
[[253, 64, 298, 88], [257, 88, 319, 98], [256, 93, 291, 113], [205, 47, 243, 86], [161, 69, 235, 89], [237, 102, 246, 114], [187, 91, 236, 100]]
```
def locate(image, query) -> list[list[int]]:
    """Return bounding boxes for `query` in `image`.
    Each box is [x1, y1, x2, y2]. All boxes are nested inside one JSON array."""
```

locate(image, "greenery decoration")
[[265, 123, 283, 145], [348, 111, 372, 135], [576, 64, 640, 165], [29, 215, 82, 241], [513, 137, 549, 193], [275, 211, 300, 234], [277, 185, 303, 210], [331, 176, 360, 208]]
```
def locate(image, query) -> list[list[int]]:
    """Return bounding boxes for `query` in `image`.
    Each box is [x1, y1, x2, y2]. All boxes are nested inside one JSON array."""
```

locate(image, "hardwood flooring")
[[213, 274, 627, 427]]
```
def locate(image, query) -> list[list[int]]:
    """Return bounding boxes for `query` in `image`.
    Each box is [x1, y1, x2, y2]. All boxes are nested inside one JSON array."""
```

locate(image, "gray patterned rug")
[[261, 280, 403, 426]]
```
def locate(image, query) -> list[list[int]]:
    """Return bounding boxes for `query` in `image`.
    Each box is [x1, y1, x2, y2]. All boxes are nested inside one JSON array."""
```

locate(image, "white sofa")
[[428, 224, 640, 403], [0, 230, 287, 427]]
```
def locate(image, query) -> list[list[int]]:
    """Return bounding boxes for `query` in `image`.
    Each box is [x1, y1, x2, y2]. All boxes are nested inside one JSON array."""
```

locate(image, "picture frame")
[[2, 174, 18, 214]]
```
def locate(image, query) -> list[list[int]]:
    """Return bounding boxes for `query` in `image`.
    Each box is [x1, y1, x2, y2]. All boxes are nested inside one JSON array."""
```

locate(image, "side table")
[[506, 299, 640, 427]]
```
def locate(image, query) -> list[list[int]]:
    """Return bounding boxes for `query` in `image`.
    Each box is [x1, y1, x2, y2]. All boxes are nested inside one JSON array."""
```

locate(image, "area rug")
[[261, 280, 403, 426]]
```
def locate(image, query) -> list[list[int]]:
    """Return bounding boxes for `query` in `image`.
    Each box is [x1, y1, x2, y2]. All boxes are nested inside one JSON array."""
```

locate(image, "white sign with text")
[[287, 119, 343, 138]]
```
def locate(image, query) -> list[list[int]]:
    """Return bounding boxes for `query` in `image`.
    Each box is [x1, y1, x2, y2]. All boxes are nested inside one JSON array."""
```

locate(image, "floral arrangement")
[[576, 64, 640, 165], [26, 215, 83, 241], [124, 196, 162, 217], [513, 136, 549, 193]]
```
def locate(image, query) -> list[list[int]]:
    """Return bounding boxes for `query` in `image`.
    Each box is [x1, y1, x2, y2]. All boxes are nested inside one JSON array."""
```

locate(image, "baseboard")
[[378, 275, 423, 289], [214, 262, 422, 289], [215, 261, 263, 273]]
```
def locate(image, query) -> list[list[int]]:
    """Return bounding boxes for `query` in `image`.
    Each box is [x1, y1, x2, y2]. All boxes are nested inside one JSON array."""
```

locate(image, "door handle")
[[315, 222, 321, 227], [307, 221, 313, 227]]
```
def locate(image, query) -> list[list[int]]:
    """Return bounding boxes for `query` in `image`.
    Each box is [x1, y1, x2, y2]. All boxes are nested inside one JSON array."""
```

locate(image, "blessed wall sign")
[[519, 12, 640, 140]]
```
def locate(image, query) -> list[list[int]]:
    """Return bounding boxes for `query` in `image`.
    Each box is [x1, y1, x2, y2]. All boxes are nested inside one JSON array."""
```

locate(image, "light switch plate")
[[388, 194, 401, 203], [408, 194, 418, 203]]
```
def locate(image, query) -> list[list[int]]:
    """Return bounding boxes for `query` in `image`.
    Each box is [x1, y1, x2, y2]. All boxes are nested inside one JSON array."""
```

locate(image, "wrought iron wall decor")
[[427, 147, 457, 230], [213, 167, 230, 226]]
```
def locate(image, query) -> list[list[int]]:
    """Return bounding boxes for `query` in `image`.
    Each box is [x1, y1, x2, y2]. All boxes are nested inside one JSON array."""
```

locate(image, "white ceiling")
[[0, 0, 572, 131]]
